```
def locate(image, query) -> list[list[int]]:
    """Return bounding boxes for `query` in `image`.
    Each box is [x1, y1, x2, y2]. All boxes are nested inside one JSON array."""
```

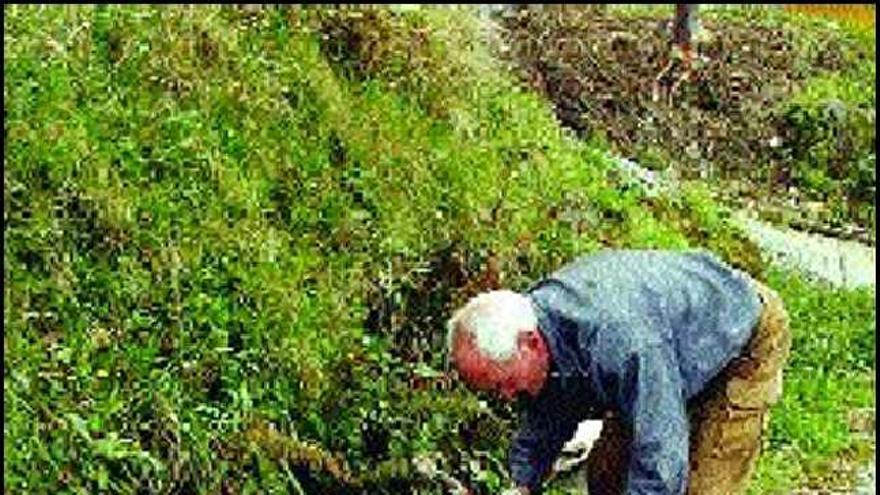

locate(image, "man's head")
[[446, 290, 550, 401]]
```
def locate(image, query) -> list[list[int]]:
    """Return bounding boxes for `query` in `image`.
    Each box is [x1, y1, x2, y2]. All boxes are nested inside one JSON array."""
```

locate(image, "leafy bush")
[[778, 69, 876, 202]]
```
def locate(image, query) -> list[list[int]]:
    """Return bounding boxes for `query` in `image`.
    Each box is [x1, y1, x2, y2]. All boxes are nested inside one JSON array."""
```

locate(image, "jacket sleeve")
[[508, 403, 578, 493], [607, 344, 690, 495]]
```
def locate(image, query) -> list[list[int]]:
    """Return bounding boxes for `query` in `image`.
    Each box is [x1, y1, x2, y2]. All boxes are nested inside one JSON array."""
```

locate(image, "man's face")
[[451, 329, 550, 401]]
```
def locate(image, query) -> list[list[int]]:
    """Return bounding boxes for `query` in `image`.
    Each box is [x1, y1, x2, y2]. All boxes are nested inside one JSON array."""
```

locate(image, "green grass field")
[[748, 269, 875, 494], [4, 5, 874, 494]]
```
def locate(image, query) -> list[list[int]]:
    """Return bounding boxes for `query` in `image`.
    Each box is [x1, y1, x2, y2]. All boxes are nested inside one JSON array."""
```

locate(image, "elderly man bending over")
[[446, 249, 790, 495]]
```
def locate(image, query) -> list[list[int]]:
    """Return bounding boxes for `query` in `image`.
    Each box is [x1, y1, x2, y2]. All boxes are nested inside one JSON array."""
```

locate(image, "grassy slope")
[[2, 6, 734, 494], [3, 5, 872, 494]]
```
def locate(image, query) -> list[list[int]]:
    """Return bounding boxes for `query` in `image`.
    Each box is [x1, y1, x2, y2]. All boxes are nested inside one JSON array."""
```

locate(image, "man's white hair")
[[446, 290, 538, 362]]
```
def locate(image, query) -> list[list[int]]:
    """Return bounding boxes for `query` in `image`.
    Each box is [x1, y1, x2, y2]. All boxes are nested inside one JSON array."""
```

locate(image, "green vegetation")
[[749, 269, 875, 494], [3, 5, 874, 494], [777, 67, 876, 226], [3, 6, 754, 493]]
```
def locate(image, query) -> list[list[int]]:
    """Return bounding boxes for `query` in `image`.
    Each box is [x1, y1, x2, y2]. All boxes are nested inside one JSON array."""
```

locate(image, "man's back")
[[528, 249, 762, 399]]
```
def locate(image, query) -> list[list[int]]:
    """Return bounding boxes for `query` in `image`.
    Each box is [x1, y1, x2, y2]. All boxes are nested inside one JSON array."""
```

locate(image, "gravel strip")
[[732, 210, 876, 288]]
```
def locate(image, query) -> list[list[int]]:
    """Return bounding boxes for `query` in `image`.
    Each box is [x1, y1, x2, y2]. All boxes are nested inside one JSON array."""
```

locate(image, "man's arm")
[[610, 344, 690, 495], [508, 404, 578, 494]]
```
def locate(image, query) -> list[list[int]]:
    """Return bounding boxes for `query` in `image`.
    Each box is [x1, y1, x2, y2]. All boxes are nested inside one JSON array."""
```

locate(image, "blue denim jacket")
[[509, 249, 762, 494]]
